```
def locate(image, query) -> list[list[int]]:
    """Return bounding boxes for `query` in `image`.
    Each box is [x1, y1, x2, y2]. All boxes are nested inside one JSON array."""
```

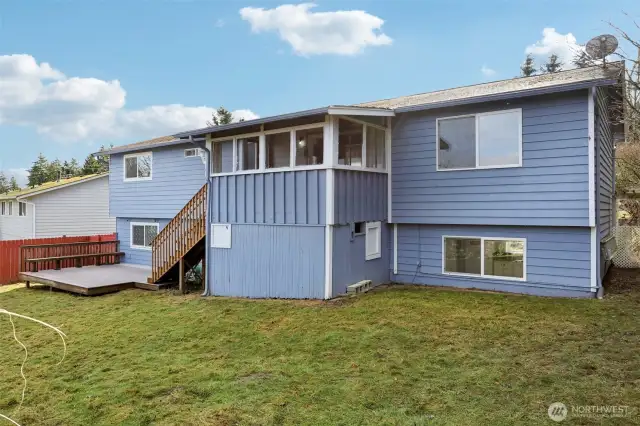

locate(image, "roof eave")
[[394, 78, 619, 113], [100, 139, 183, 155]]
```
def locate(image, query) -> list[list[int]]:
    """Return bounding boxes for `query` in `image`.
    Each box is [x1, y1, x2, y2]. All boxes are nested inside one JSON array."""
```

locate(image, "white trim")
[[324, 225, 333, 300], [327, 106, 395, 117], [208, 164, 389, 178], [258, 134, 266, 171], [386, 117, 392, 221], [588, 87, 596, 227], [130, 221, 159, 251], [435, 108, 523, 171], [338, 115, 388, 131], [365, 221, 382, 260], [441, 235, 527, 282], [18, 201, 27, 217], [590, 227, 598, 291], [289, 129, 297, 168], [209, 122, 325, 143], [15, 174, 107, 200], [361, 125, 367, 169], [123, 152, 153, 182], [393, 223, 398, 274]]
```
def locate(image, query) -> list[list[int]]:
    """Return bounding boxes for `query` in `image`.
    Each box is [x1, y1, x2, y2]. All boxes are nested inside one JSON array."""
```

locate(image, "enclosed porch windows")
[[208, 115, 389, 175]]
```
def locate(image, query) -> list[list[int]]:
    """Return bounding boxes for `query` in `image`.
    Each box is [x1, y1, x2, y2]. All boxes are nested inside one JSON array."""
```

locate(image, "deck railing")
[[20, 238, 119, 274], [151, 183, 208, 282]]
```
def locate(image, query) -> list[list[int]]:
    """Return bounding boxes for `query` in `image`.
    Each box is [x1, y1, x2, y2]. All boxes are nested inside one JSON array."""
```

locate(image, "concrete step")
[[347, 280, 372, 295]]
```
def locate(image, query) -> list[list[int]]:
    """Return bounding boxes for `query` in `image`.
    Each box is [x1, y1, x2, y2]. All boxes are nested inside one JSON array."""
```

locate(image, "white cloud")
[[481, 65, 496, 77], [239, 3, 392, 56], [525, 28, 583, 67], [0, 54, 258, 142]]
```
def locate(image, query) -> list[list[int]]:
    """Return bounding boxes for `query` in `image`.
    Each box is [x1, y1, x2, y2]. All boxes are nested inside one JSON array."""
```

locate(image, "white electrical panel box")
[[211, 224, 232, 248]]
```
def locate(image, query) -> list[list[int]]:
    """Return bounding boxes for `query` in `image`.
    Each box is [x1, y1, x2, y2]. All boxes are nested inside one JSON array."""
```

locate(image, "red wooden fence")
[[0, 234, 116, 285]]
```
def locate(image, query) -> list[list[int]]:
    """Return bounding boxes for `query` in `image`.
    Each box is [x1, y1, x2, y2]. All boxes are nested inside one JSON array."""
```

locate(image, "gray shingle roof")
[[357, 64, 622, 111]]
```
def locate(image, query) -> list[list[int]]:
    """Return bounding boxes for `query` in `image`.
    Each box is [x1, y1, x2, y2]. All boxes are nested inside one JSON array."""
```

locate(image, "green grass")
[[0, 282, 638, 425]]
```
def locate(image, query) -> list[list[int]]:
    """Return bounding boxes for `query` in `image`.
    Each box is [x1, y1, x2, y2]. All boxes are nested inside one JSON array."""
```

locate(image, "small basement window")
[[365, 221, 382, 260], [131, 222, 159, 250], [353, 222, 365, 235], [18, 202, 27, 217], [124, 152, 152, 181]]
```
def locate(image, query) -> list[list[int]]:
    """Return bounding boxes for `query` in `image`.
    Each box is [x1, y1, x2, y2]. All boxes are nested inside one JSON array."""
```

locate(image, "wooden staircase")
[[150, 183, 208, 288]]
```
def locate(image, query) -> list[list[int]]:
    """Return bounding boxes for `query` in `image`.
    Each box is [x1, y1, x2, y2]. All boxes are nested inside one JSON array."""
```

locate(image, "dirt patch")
[[603, 267, 640, 295]]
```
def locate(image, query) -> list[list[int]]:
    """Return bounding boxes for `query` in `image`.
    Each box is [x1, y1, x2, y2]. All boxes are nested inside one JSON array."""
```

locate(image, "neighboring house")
[[0, 174, 115, 240], [105, 64, 623, 299]]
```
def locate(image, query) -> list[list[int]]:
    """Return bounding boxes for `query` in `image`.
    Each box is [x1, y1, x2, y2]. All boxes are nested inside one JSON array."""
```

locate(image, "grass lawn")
[[0, 274, 639, 426]]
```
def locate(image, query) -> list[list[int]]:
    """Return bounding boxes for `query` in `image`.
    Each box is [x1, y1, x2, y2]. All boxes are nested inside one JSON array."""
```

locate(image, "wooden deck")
[[18, 264, 160, 296]]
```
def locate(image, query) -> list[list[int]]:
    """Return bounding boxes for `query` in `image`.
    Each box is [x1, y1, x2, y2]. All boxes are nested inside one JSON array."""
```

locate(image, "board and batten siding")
[[392, 90, 590, 226], [30, 176, 115, 238], [109, 144, 207, 219], [394, 224, 593, 298], [0, 202, 34, 240], [595, 87, 615, 240], [116, 218, 169, 266], [211, 170, 326, 225], [331, 223, 390, 296], [334, 170, 388, 225], [209, 224, 325, 299]]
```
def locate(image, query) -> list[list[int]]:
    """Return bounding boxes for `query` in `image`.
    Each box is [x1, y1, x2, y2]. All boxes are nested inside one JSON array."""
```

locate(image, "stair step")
[[347, 280, 372, 295], [136, 282, 174, 291]]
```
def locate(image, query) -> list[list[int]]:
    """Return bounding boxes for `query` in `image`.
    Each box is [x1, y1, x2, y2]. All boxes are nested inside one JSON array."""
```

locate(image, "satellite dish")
[[585, 34, 618, 60]]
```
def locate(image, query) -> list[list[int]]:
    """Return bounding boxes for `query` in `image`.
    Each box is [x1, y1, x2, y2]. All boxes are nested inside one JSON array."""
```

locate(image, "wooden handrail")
[[151, 183, 208, 282], [21, 241, 117, 249]]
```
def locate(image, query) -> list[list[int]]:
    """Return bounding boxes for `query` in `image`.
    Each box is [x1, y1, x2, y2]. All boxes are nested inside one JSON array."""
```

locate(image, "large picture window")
[[443, 236, 525, 281], [130, 222, 159, 250], [124, 152, 152, 181], [437, 109, 522, 171]]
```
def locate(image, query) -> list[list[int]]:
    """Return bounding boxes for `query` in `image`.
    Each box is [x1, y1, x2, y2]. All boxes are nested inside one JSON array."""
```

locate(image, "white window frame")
[[441, 235, 527, 282], [123, 152, 153, 182], [130, 222, 160, 250], [18, 202, 27, 217], [365, 221, 382, 260], [184, 148, 201, 157], [7, 202, 12, 216], [0, 201, 5, 216], [436, 108, 523, 172], [207, 117, 390, 177]]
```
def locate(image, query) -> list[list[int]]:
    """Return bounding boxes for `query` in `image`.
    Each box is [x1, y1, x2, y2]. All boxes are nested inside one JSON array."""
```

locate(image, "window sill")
[[436, 164, 522, 172], [442, 271, 526, 282], [130, 245, 152, 251], [365, 253, 381, 261], [124, 178, 152, 183]]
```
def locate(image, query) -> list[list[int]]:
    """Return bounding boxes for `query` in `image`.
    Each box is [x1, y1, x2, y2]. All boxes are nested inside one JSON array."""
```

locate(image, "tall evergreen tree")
[[207, 106, 235, 127], [68, 158, 81, 176], [541, 54, 564, 73], [27, 153, 49, 187], [520, 54, 537, 77], [82, 154, 102, 175], [46, 159, 63, 182], [0, 172, 9, 194], [9, 176, 20, 192]]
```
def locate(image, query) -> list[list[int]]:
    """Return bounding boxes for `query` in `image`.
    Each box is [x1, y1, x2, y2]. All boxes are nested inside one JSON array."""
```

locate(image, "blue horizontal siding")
[[595, 87, 614, 240], [332, 223, 390, 296], [116, 217, 169, 266], [210, 224, 325, 299], [109, 144, 206, 219], [334, 170, 388, 224], [391, 91, 590, 226], [211, 170, 326, 225], [393, 224, 594, 298]]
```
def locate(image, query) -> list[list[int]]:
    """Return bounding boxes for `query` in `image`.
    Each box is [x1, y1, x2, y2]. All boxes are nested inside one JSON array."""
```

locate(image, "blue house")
[[105, 64, 623, 299]]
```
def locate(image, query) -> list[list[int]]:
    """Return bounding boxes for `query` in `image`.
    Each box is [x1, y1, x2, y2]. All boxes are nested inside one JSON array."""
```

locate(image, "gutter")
[[188, 136, 212, 296]]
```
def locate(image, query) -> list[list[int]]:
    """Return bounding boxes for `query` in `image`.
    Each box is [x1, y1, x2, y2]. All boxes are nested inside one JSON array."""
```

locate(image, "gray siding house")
[[0, 174, 115, 240], [105, 64, 622, 299]]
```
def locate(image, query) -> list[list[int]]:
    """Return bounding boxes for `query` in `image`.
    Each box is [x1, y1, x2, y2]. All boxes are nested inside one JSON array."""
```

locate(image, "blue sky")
[[0, 0, 638, 185]]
